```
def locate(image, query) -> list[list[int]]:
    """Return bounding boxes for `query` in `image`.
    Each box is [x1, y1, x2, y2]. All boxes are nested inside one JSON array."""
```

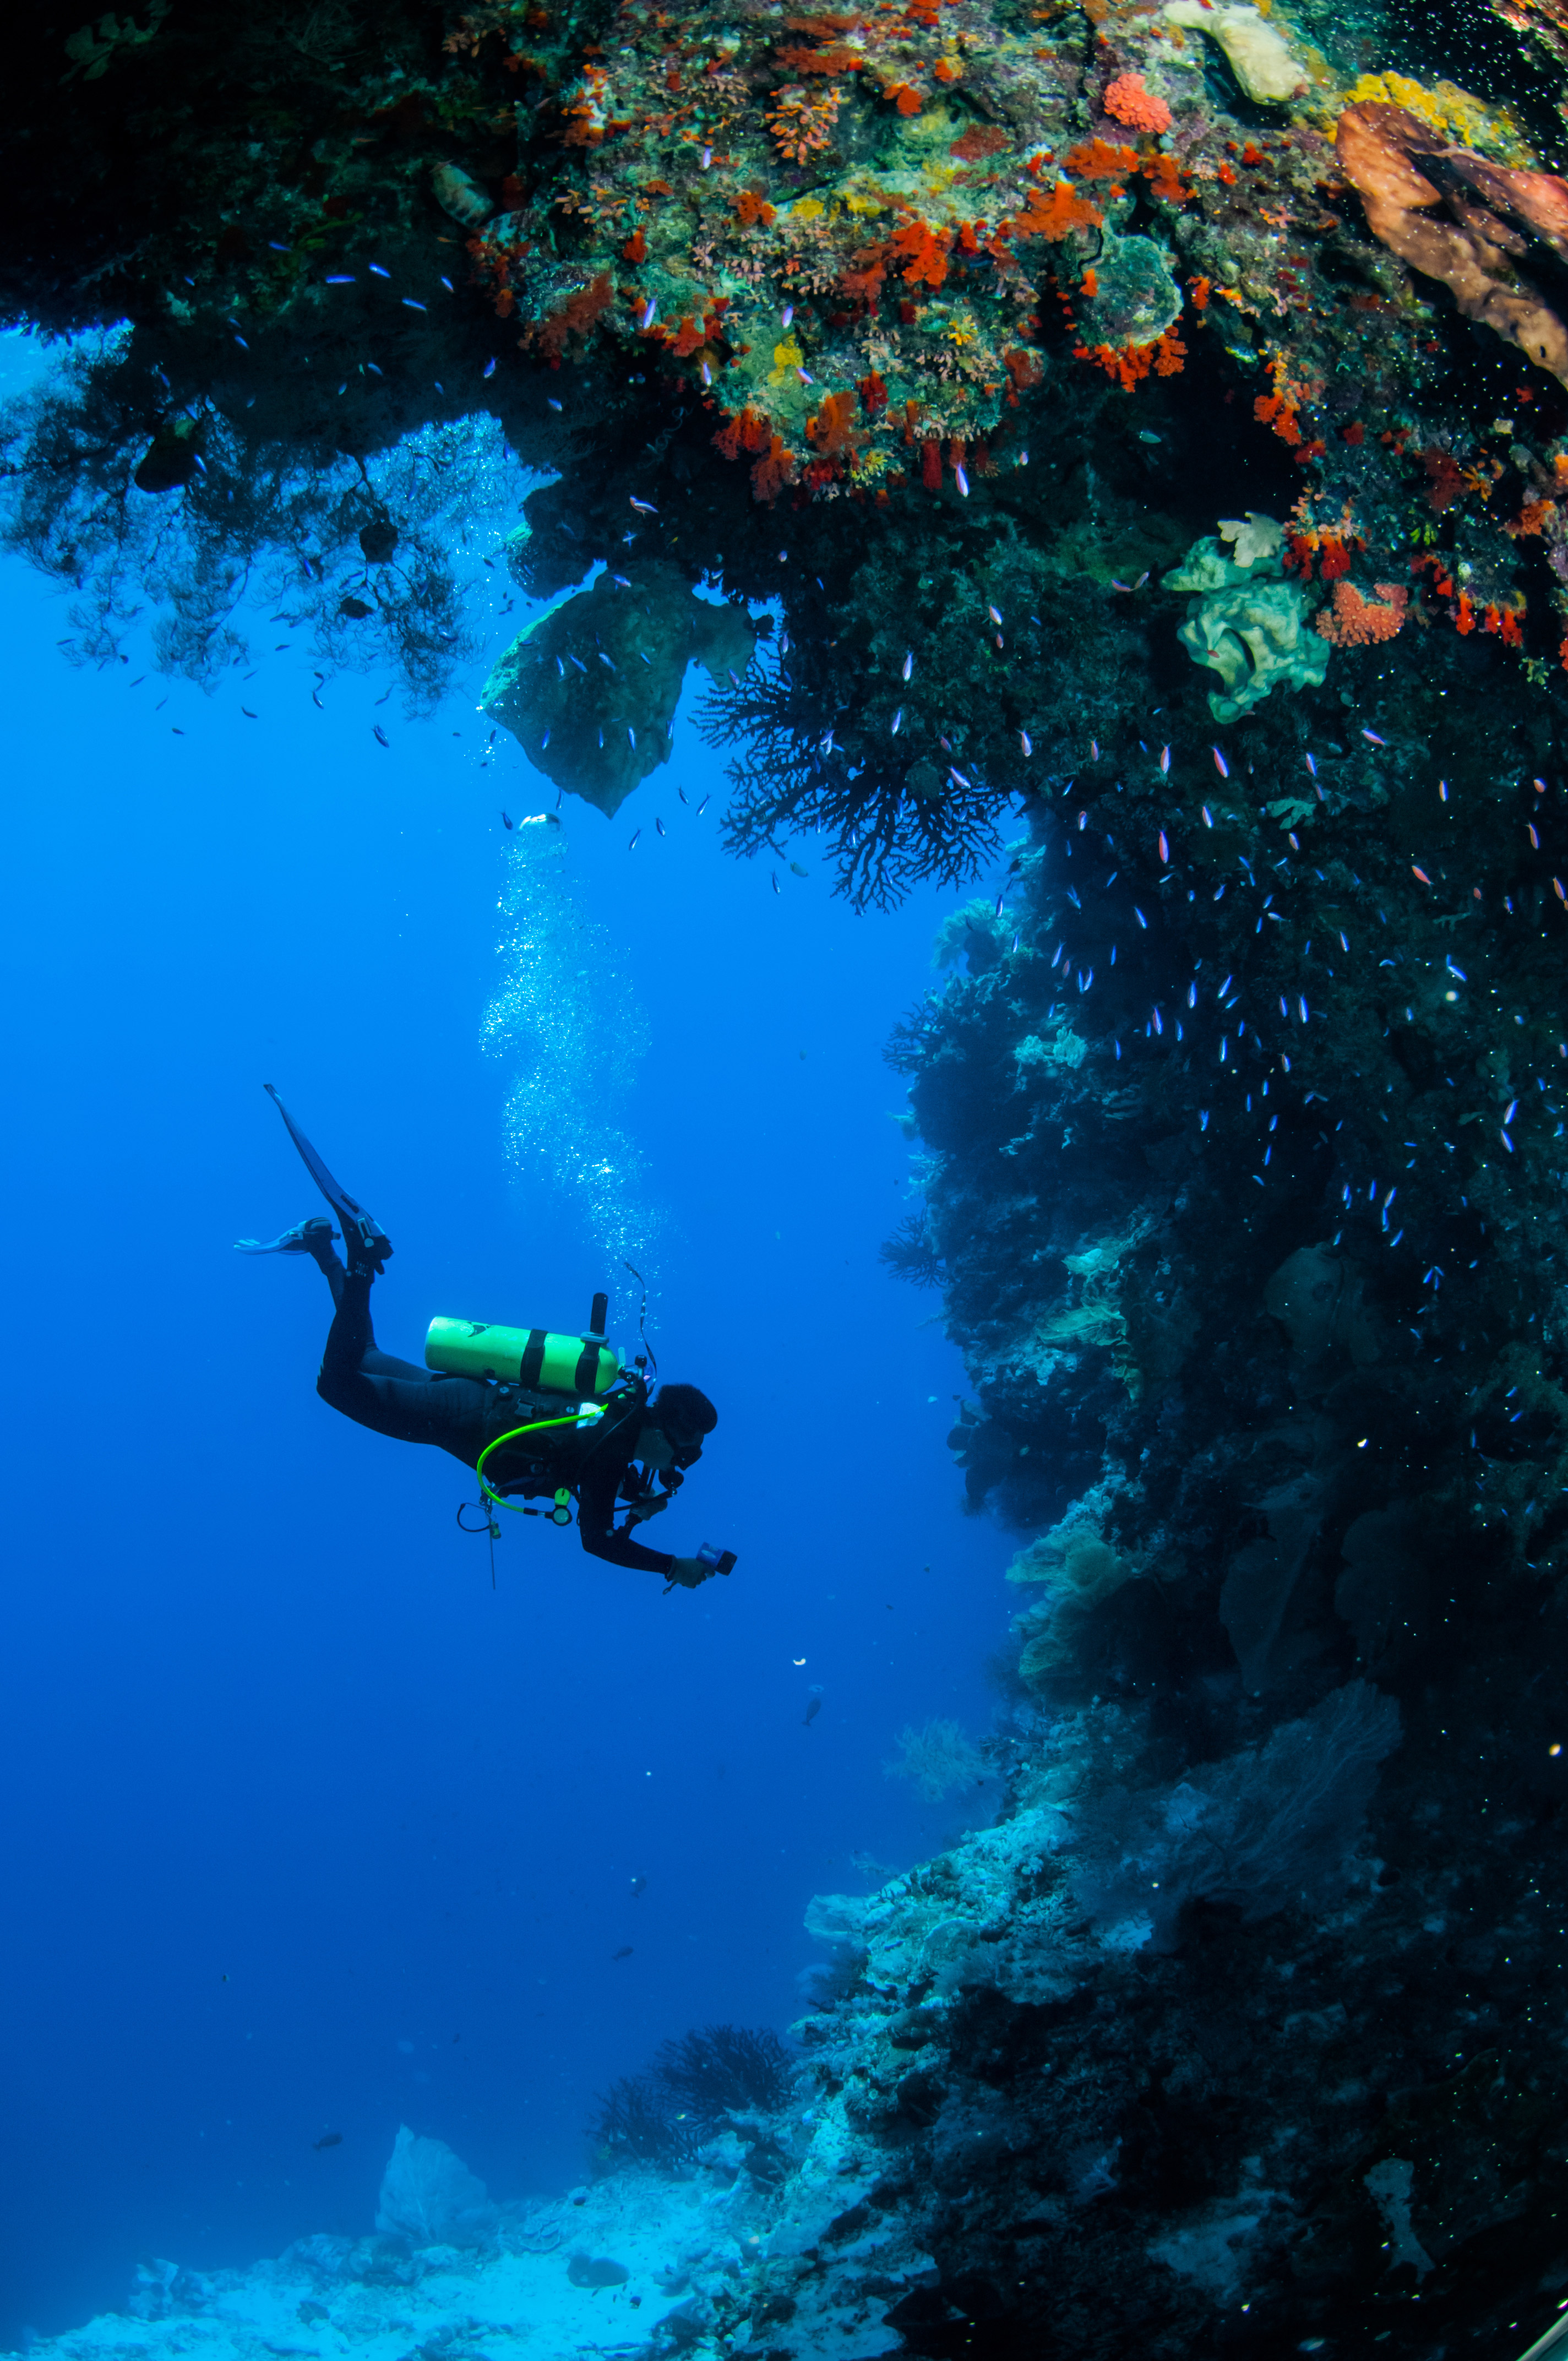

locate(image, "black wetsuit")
[[317, 1264, 679, 1576]]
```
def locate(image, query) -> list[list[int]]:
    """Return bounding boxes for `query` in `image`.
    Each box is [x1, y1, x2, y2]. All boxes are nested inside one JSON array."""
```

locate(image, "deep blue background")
[[0, 337, 1016, 2342]]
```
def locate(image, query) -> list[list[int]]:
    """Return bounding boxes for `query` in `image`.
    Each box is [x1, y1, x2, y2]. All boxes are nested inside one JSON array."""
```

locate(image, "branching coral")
[[589, 2025, 793, 2172], [765, 83, 843, 162], [696, 650, 1005, 911], [0, 337, 491, 709], [880, 1212, 945, 1285], [884, 1717, 989, 1800], [649, 2025, 793, 2125]]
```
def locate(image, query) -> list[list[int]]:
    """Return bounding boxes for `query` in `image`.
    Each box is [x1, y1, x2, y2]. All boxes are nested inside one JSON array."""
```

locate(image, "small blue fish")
[[655, 816, 665, 836], [696, 794, 710, 815], [771, 872, 781, 893], [640, 298, 657, 330], [630, 497, 658, 514], [902, 650, 913, 680], [628, 829, 641, 851], [368, 263, 391, 279], [1020, 730, 1032, 757], [954, 464, 970, 496], [628, 726, 636, 748], [891, 708, 902, 736], [547, 397, 562, 411], [541, 728, 550, 749], [1212, 746, 1228, 777], [598, 652, 616, 671], [1363, 727, 1386, 745], [373, 725, 389, 748]]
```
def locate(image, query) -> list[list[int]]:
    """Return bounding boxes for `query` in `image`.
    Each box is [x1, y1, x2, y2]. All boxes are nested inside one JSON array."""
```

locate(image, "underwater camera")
[[697, 1542, 738, 1576]]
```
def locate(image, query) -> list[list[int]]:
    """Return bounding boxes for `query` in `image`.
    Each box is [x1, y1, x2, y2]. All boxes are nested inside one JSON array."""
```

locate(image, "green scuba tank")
[[424, 1305, 620, 1395]]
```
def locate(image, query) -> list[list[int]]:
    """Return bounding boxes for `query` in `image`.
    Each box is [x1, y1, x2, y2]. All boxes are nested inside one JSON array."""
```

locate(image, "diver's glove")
[[665, 1557, 715, 1591]]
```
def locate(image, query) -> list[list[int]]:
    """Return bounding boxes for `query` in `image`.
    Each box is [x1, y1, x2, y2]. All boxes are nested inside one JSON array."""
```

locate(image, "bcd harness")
[[442, 1286, 681, 1570]]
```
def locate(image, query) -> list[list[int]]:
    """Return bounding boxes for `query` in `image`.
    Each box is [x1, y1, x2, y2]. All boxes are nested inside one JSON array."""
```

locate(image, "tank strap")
[[518, 1329, 548, 1387], [573, 1337, 602, 1394]]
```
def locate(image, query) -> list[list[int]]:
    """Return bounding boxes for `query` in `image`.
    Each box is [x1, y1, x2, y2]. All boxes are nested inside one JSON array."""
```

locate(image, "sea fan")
[[375, 2126, 496, 2248]]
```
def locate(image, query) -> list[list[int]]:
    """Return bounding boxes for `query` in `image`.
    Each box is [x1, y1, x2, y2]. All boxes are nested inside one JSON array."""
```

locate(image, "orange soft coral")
[[712, 405, 772, 460], [890, 214, 950, 287], [806, 389, 861, 454], [1074, 329, 1185, 387], [1003, 180, 1103, 242], [1062, 137, 1139, 181], [526, 272, 615, 358], [1103, 73, 1172, 133], [752, 434, 796, 502], [1314, 581, 1408, 644]]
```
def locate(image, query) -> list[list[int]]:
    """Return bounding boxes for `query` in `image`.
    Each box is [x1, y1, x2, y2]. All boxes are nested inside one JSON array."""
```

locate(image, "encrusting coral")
[[1314, 578, 1409, 644]]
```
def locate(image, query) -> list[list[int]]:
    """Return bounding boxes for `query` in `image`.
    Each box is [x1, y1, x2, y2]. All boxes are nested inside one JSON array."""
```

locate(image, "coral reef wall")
[[758, 706, 1568, 2358]]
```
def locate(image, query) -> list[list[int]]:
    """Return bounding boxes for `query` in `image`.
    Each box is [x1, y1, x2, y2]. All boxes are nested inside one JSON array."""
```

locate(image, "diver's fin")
[[234, 1218, 339, 1256], [263, 1084, 393, 1272]]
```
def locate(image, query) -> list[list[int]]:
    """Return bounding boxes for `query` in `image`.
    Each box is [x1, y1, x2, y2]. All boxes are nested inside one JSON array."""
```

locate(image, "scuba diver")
[[236, 1086, 732, 1592]]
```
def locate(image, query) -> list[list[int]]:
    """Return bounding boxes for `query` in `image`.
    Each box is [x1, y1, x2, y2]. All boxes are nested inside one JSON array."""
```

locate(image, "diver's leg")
[[315, 1261, 489, 1450]]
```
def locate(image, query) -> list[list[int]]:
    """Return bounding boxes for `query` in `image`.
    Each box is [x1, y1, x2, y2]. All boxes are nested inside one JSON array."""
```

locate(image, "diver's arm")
[[577, 1457, 676, 1576]]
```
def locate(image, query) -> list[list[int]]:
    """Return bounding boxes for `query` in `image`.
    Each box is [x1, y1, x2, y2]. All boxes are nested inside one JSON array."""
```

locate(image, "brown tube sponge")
[[1336, 101, 1568, 385]]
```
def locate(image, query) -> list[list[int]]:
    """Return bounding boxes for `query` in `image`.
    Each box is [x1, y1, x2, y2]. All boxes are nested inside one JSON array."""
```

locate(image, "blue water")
[[0, 385, 1014, 2340]]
